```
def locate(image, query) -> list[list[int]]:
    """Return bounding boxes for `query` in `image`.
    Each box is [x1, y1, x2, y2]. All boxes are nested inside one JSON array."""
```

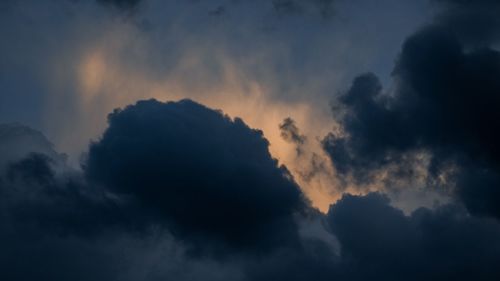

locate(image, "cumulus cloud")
[[323, 23, 500, 218], [2, 0, 500, 280], [433, 0, 500, 47], [328, 193, 500, 280], [0, 124, 65, 170], [85, 99, 308, 254], [2, 98, 500, 280], [0, 100, 330, 280]]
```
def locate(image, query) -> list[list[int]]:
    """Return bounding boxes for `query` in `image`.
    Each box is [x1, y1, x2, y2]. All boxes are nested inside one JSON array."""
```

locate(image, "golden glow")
[[45, 25, 342, 212], [79, 50, 107, 102]]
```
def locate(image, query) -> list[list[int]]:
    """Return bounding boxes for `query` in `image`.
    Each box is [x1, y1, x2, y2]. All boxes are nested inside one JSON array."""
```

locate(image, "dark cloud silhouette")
[[2, 99, 500, 280], [0, 132, 128, 281], [0, 100, 344, 281], [7, 153, 56, 186], [85, 99, 308, 254], [0, 101, 326, 280], [328, 193, 500, 280], [433, 0, 500, 46], [0, 124, 148, 238], [0, 154, 131, 239], [323, 25, 500, 218], [243, 247, 339, 281], [2, 1, 500, 278]]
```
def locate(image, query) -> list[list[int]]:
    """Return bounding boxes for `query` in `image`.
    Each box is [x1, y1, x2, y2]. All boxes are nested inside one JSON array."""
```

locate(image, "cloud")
[[433, 0, 500, 47], [328, 192, 500, 280], [0, 0, 430, 209], [323, 24, 500, 218], [85, 98, 309, 254], [0, 134, 135, 280], [279, 117, 306, 154], [2, 1, 500, 280], [0, 100, 330, 280], [278, 117, 337, 211], [1, 99, 500, 280], [0, 123, 65, 170]]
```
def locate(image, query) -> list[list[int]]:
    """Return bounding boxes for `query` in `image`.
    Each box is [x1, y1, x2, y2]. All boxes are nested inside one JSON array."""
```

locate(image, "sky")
[[1, 0, 500, 280]]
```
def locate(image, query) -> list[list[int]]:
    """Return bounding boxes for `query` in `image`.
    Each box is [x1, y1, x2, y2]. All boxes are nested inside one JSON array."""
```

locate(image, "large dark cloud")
[[3, 1, 500, 279], [0, 153, 128, 239], [328, 193, 500, 280], [85, 99, 308, 254], [0, 101, 323, 280], [323, 24, 500, 218], [433, 0, 500, 47], [0, 100, 343, 281], [2, 99, 500, 280], [0, 128, 125, 281]]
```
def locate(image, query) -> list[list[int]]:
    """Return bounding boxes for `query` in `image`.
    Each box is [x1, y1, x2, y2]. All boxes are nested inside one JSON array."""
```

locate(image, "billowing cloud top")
[[85, 99, 307, 253], [1, 0, 500, 280]]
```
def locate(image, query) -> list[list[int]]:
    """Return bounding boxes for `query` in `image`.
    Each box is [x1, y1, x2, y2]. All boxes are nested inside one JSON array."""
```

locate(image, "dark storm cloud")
[[0, 101, 323, 280], [0, 100, 310, 256], [85, 99, 308, 254], [0, 155, 134, 239], [323, 24, 500, 218], [7, 153, 56, 186], [2, 98, 500, 280], [243, 248, 338, 281], [2, 1, 500, 280], [0, 131, 125, 281], [0, 124, 128, 236], [328, 193, 500, 280], [433, 0, 500, 46], [0, 99, 345, 281]]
